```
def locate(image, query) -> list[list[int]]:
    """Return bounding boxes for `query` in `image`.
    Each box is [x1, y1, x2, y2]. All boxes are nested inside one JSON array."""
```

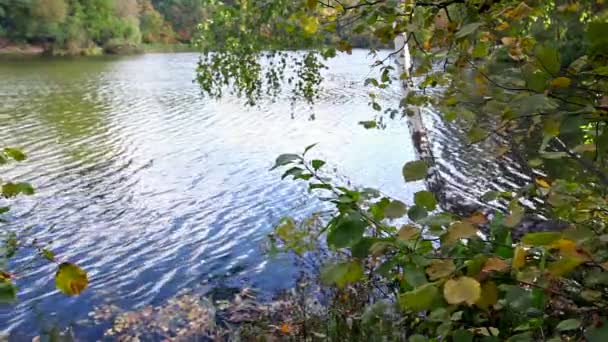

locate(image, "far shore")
[[0, 42, 198, 57]]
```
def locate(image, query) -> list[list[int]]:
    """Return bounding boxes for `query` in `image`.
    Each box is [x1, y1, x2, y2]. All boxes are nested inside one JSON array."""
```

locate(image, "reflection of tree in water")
[[0, 58, 118, 163]]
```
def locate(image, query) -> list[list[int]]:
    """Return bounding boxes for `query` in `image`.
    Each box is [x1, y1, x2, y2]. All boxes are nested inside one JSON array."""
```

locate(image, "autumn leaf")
[[512, 245, 526, 269], [55, 263, 88, 296], [483, 257, 510, 273], [548, 257, 584, 277], [280, 323, 293, 334], [397, 225, 420, 241], [535, 177, 551, 188], [466, 212, 488, 225], [445, 222, 478, 244], [426, 259, 456, 280], [550, 77, 572, 88], [475, 281, 499, 309], [444, 277, 482, 305]]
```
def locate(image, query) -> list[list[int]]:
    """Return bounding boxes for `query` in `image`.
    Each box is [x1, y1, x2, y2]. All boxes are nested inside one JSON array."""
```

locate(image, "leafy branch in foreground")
[[269, 145, 608, 341], [1, 147, 88, 303]]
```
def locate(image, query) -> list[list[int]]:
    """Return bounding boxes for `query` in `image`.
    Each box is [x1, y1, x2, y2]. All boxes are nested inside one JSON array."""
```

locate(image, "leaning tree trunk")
[[393, 31, 447, 205]]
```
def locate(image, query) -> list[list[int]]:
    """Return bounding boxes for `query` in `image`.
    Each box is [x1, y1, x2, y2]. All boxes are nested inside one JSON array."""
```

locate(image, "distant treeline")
[[0, 0, 383, 55], [0, 0, 212, 55]]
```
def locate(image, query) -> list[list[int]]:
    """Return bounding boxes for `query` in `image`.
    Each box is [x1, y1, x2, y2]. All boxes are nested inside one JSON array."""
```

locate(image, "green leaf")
[[303, 143, 318, 155], [453, 329, 474, 342], [311, 159, 325, 171], [351, 237, 376, 258], [271, 154, 301, 170], [2, 182, 35, 198], [309, 183, 332, 191], [55, 262, 88, 296], [327, 213, 367, 248], [408, 335, 427, 342], [0, 280, 17, 303], [399, 283, 440, 311], [590, 66, 608, 76], [523, 65, 550, 93], [320, 261, 363, 288], [535, 45, 560, 75], [414, 191, 437, 211], [403, 265, 429, 287], [467, 126, 486, 143], [0, 207, 9, 214], [508, 332, 533, 342], [402, 160, 428, 182], [455, 22, 482, 39], [408, 205, 428, 221], [41, 249, 55, 262], [521, 232, 562, 246], [586, 319, 608, 342], [3, 148, 26, 161], [281, 167, 304, 180], [556, 319, 581, 331], [548, 257, 583, 277], [385, 200, 407, 219], [359, 120, 377, 129], [543, 117, 561, 137], [472, 42, 489, 58]]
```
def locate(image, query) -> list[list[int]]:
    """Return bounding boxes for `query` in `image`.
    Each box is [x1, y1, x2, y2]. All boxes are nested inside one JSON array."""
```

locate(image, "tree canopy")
[[195, 0, 608, 340], [0, 0, 215, 54]]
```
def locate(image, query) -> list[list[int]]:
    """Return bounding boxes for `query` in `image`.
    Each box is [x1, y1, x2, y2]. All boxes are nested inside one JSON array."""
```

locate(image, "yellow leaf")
[[55, 262, 88, 296], [501, 37, 517, 47], [495, 145, 509, 157], [548, 257, 583, 277], [504, 2, 532, 19], [426, 259, 456, 280], [496, 22, 510, 31], [301, 16, 319, 35], [483, 257, 510, 272], [505, 204, 524, 227], [512, 245, 526, 269], [445, 222, 478, 244], [550, 77, 572, 88], [466, 212, 488, 225], [535, 177, 551, 188], [443, 277, 482, 305], [551, 238, 577, 255], [280, 323, 292, 334], [475, 281, 499, 309], [397, 225, 420, 242]]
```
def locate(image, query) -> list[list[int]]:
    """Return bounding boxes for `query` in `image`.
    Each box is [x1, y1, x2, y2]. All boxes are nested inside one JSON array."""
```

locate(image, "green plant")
[[1, 147, 87, 303], [270, 145, 608, 340]]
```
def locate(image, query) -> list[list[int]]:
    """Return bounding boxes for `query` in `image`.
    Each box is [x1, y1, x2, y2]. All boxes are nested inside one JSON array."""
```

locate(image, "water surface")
[[0, 51, 421, 336]]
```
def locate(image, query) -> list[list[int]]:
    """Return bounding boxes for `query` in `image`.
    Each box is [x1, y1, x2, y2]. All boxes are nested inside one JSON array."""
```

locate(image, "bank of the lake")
[[0, 42, 196, 57]]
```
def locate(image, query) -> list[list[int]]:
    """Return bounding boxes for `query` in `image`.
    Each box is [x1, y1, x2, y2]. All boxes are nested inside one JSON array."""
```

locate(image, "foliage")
[[269, 146, 608, 340], [1, 147, 87, 303], [0, 0, 204, 54], [196, 0, 608, 340]]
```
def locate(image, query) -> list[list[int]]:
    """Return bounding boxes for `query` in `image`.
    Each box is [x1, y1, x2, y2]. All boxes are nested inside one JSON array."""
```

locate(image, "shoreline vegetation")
[[0, 42, 198, 57]]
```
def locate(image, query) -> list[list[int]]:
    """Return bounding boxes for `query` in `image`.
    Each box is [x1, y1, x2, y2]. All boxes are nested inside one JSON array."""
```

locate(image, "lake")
[[0, 51, 424, 338]]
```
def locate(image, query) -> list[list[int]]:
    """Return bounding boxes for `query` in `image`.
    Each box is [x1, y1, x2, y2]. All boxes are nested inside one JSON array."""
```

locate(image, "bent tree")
[[197, 0, 608, 340]]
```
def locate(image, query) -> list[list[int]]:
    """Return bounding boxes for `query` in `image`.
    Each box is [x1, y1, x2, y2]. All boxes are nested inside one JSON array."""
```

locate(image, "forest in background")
[[0, 0, 214, 55], [0, 0, 382, 56]]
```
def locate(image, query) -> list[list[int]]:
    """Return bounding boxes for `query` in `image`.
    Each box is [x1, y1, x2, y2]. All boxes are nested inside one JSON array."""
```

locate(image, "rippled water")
[[0, 51, 424, 337]]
